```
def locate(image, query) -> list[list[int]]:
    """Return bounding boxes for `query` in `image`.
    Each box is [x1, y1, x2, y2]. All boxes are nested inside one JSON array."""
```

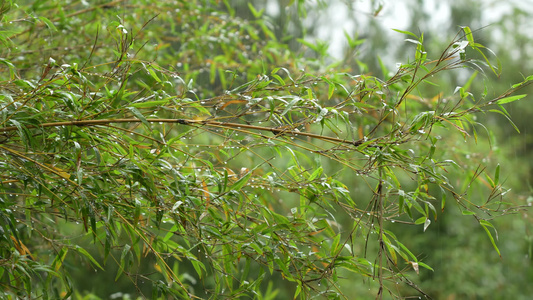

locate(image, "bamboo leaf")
[[494, 164, 500, 187], [480, 220, 501, 257], [247, 2, 264, 18], [148, 68, 161, 82], [38, 16, 58, 32], [227, 172, 251, 192], [462, 26, 474, 44], [130, 99, 169, 108], [128, 107, 151, 128], [495, 94, 526, 105], [75, 246, 104, 270], [392, 28, 419, 38]]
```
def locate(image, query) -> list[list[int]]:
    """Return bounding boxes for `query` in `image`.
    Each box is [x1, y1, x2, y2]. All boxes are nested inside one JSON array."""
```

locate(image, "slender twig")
[[0, 118, 384, 147]]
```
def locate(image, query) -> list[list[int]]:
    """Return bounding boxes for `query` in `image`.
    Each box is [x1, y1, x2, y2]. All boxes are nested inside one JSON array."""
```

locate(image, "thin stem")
[[0, 118, 385, 147]]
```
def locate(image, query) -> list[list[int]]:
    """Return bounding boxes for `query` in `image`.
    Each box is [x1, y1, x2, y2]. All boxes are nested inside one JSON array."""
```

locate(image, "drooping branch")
[[0, 118, 385, 147]]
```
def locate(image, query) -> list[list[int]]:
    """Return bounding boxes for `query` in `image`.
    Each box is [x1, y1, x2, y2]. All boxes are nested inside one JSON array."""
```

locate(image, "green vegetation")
[[0, 1, 531, 299]]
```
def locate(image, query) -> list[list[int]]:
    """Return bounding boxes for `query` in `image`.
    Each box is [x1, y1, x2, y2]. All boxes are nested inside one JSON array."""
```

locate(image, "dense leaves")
[[0, 1, 530, 299]]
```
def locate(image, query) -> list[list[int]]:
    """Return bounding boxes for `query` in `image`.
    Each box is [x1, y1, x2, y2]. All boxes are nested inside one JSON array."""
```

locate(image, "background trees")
[[0, 0, 531, 299]]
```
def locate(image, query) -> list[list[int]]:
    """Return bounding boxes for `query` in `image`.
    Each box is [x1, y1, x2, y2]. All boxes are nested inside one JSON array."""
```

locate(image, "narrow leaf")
[[39, 16, 58, 32], [247, 2, 264, 18], [51, 248, 69, 272], [494, 164, 500, 187], [148, 68, 161, 82], [462, 26, 474, 44], [392, 28, 418, 38], [130, 99, 169, 108], [495, 94, 526, 105], [481, 222, 501, 257], [227, 172, 251, 192], [328, 83, 335, 99], [128, 107, 150, 128], [75, 246, 104, 270]]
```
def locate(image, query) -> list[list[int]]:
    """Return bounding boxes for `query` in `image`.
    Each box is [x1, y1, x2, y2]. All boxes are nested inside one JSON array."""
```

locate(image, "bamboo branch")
[[0, 118, 378, 147]]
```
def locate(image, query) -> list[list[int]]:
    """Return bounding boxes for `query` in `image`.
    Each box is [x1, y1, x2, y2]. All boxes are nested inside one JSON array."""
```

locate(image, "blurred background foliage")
[[332, 0, 533, 298], [0, 0, 531, 299]]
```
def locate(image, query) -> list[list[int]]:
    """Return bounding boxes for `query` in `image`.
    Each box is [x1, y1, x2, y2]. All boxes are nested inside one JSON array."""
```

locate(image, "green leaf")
[[512, 74, 533, 88], [222, 0, 235, 16], [190, 259, 205, 278], [247, 2, 264, 18], [495, 94, 526, 105], [240, 258, 252, 285], [462, 26, 474, 44], [296, 38, 328, 54], [104, 235, 111, 263], [51, 247, 69, 273], [10, 119, 30, 150], [331, 233, 341, 253], [294, 284, 302, 298], [38, 16, 58, 32], [163, 224, 178, 243], [280, 97, 300, 117], [398, 191, 405, 214], [0, 58, 16, 79], [440, 188, 446, 211], [128, 107, 151, 128], [428, 144, 436, 159], [392, 28, 418, 38], [382, 233, 397, 265], [133, 199, 141, 227], [265, 253, 274, 275], [414, 217, 425, 225], [344, 30, 366, 48], [227, 172, 251, 192], [271, 73, 285, 86], [75, 246, 104, 270], [315, 219, 335, 237], [418, 261, 434, 271], [480, 220, 501, 257], [148, 68, 162, 83], [116, 244, 131, 281], [274, 257, 292, 280], [470, 44, 500, 76], [308, 167, 323, 181], [259, 22, 276, 41], [337, 260, 363, 274], [188, 101, 212, 116], [130, 99, 169, 108], [328, 83, 335, 99], [489, 108, 520, 133], [494, 164, 500, 187], [249, 242, 264, 255], [396, 240, 418, 262]]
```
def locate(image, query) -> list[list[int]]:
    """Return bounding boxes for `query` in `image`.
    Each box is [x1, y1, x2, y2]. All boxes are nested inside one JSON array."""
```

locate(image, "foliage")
[[0, 0, 530, 299]]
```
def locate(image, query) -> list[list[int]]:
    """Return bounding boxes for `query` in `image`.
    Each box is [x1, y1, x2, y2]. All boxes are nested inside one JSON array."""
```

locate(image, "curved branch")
[[1, 118, 382, 147]]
